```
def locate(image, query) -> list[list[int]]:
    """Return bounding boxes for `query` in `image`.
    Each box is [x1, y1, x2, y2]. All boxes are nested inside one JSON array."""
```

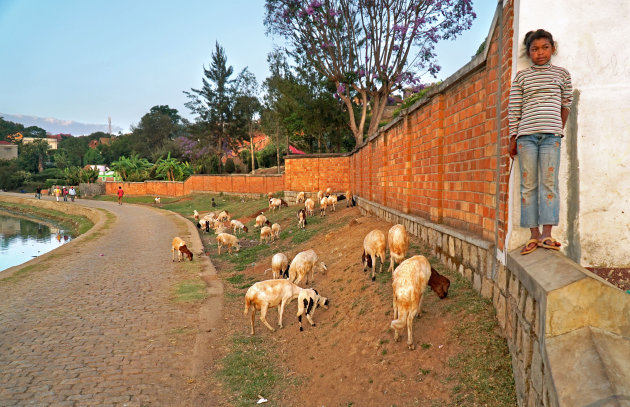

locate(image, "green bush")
[[224, 158, 236, 174]]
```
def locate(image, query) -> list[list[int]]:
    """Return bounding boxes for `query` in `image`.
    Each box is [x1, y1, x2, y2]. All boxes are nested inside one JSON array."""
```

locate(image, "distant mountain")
[[0, 112, 123, 136]]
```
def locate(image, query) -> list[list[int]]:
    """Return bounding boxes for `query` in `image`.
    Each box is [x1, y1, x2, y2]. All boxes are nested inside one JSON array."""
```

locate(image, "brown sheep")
[[362, 229, 386, 281], [172, 237, 193, 262]]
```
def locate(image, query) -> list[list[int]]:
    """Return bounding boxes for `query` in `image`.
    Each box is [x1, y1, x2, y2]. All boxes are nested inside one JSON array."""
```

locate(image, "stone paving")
[[0, 196, 206, 406]]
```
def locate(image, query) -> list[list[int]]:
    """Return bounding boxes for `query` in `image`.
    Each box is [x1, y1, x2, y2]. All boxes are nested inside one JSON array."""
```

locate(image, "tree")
[[19, 139, 49, 173], [154, 152, 189, 181], [233, 69, 261, 173], [110, 154, 152, 181], [129, 105, 184, 161], [58, 136, 90, 167], [265, 0, 475, 144]]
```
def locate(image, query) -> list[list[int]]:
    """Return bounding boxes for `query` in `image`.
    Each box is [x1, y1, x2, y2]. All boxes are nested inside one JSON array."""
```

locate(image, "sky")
[[0, 1, 497, 135]]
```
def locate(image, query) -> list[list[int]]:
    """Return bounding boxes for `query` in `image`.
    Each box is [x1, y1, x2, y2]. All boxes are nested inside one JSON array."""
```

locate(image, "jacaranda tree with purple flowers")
[[265, 0, 475, 145]]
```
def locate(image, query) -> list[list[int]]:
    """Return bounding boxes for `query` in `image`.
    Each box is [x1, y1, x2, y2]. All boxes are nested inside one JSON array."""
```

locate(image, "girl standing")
[[508, 29, 573, 255]]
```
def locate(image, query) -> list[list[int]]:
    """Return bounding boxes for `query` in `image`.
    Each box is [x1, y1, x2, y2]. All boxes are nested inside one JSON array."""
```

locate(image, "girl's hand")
[[509, 136, 518, 158]]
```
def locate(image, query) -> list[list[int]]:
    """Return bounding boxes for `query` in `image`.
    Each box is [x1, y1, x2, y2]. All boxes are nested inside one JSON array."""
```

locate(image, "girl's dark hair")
[[524, 29, 555, 55]]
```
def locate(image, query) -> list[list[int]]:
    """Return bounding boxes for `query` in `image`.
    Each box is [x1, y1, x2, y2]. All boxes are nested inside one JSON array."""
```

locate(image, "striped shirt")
[[508, 64, 573, 138]]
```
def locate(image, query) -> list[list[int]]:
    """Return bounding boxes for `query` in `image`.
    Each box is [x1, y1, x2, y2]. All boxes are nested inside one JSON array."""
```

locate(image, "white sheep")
[[287, 249, 327, 286], [193, 210, 200, 220], [296, 191, 305, 203], [325, 187, 332, 196], [260, 226, 272, 244], [304, 198, 315, 217], [296, 288, 329, 331], [217, 210, 231, 222], [387, 224, 409, 273], [271, 223, 281, 241], [297, 208, 307, 229], [362, 229, 386, 281], [391, 255, 432, 350], [216, 232, 241, 255], [255, 214, 270, 228], [230, 219, 248, 235], [326, 194, 337, 212], [266, 252, 289, 279], [269, 198, 282, 212], [244, 279, 302, 335], [197, 219, 211, 233], [319, 197, 328, 216], [203, 212, 216, 221], [317, 190, 324, 203]]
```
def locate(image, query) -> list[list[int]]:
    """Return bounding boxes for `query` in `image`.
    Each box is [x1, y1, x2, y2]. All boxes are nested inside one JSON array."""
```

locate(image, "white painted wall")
[[507, 1, 630, 267]]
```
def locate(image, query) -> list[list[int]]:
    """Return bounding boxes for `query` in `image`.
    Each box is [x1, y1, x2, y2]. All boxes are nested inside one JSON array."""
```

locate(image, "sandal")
[[520, 238, 539, 255], [540, 237, 561, 251]]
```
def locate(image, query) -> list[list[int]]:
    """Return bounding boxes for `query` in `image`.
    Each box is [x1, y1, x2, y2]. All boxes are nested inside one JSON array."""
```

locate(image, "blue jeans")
[[517, 133, 561, 228]]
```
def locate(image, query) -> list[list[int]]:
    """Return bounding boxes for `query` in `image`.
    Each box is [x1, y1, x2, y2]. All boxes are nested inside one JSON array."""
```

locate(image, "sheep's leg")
[[259, 304, 275, 332], [388, 258, 395, 273], [217, 244, 221, 255], [378, 254, 384, 274], [407, 309, 418, 350], [278, 300, 286, 329], [250, 307, 256, 335], [172, 248, 176, 262], [306, 310, 316, 327], [371, 255, 376, 281], [293, 273, 303, 286]]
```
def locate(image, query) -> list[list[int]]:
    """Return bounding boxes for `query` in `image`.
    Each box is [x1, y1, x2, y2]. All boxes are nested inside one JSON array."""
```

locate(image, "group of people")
[[49, 185, 77, 202]]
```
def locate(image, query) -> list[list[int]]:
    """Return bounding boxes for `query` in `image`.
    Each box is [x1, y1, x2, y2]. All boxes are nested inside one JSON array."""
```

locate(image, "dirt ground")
[[201, 204, 490, 407]]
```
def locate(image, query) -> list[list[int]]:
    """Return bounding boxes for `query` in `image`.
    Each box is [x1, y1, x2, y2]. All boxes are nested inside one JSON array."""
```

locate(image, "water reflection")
[[0, 213, 73, 272]]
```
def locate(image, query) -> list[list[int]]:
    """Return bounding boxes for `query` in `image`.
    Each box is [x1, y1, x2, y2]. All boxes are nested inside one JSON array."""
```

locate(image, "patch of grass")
[[173, 279, 207, 303], [226, 274, 245, 285], [0, 201, 93, 237], [169, 326, 197, 335], [421, 343, 432, 350], [218, 334, 282, 407]]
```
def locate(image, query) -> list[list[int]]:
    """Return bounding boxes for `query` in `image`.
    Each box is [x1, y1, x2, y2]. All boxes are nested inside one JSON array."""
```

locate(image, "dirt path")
[[0, 194, 221, 406]]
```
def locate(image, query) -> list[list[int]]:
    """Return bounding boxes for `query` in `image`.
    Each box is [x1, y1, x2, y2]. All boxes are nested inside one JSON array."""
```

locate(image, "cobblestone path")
[[0, 198, 206, 406]]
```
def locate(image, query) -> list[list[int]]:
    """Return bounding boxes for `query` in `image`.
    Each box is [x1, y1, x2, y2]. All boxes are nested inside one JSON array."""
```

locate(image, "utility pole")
[[108, 117, 112, 135]]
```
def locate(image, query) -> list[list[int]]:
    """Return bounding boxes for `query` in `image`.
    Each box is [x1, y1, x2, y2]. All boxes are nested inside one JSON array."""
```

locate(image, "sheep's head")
[[235, 242, 241, 252], [429, 268, 450, 299], [316, 261, 327, 274], [362, 251, 372, 270], [180, 245, 194, 261], [314, 289, 329, 309], [243, 225, 249, 233]]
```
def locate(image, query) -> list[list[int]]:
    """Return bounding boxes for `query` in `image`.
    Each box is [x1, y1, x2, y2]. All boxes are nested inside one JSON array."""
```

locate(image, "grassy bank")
[[0, 201, 93, 236]]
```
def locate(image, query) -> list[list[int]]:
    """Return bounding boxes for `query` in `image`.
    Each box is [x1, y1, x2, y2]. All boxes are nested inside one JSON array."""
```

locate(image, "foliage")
[[0, 116, 46, 142], [18, 139, 50, 173], [390, 83, 439, 119], [63, 166, 99, 185], [224, 158, 236, 174], [84, 148, 105, 165], [128, 105, 185, 161], [110, 154, 153, 181], [0, 159, 30, 190], [154, 152, 192, 181], [265, 0, 475, 144]]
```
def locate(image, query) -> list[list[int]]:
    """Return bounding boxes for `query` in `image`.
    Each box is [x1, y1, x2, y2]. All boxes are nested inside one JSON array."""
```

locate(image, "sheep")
[[391, 255, 433, 350], [271, 223, 281, 241], [172, 237, 193, 262], [288, 249, 327, 286], [265, 252, 290, 279], [214, 225, 228, 235], [387, 224, 409, 273], [325, 187, 332, 196], [296, 288, 329, 331], [319, 197, 328, 216], [197, 219, 211, 233], [203, 212, 216, 221], [260, 226, 273, 244], [317, 190, 324, 203], [269, 198, 282, 213], [230, 219, 248, 235], [296, 191, 305, 203], [346, 190, 354, 207], [428, 268, 451, 299], [326, 194, 337, 212], [216, 232, 241, 255], [267, 191, 274, 200], [193, 210, 200, 221], [217, 210, 231, 222], [304, 198, 315, 217], [244, 279, 302, 335], [154, 196, 161, 204], [297, 208, 307, 229], [255, 214, 271, 228], [362, 229, 386, 281]]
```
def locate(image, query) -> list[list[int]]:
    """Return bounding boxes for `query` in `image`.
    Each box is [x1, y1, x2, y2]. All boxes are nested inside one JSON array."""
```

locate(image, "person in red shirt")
[[117, 186, 124, 205]]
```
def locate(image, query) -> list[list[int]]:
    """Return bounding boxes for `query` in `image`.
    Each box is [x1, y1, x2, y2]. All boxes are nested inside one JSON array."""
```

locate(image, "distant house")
[[221, 133, 271, 165], [22, 136, 59, 150], [0, 141, 18, 160]]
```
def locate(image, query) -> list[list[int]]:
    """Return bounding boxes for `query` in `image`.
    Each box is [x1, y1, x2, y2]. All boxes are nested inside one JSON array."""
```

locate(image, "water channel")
[[0, 213, 73, 273]]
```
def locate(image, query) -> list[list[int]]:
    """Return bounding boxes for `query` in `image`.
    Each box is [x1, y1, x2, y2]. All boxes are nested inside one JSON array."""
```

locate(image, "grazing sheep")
[[387, 224, 409, 273], [244, 279, 302, 335], [296, 288, 329, 331], [154, 196, 161, 204], [260, 226, 273, 244], [325, 187, 332, 196], [193, 210, 200, 221], [214, 225, 228, 235], [269, 198, 282, 212], [326, 194, 338, 212], [288, 249, 327, 286], [216, 232, 241, 255], [271, 223, 281, 241], [317, 190, 324, 203], [230, 219, 248, 235], [197, 219, 211, 233], [217, 210, 231, 222], [428, 268, 451, 299], [304, 198, 315, 217], [319, 197, 328, 216], [391, 255, 432, 350], [172, 237, 193, 262], [362, 229, 387, 281], [203, 212, 216, 221], [266, 252, 290, 279], [255, 214, 271, 228], [297, 208, 307, 229], [267, 191, 274, 200], [296, 191, 305, 203]]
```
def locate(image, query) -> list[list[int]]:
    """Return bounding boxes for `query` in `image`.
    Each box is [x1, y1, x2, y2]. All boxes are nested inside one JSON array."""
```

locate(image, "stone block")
[[518, 286, 527, 313], [448, 236, 455, 257], [531, 340, 543, 392], [534, 306, 540, 338], [462, 242, 470, 266], [496, 295, 507, 330], [506, 301, 516, 341], [464, 268, 472, 282], [458, 264, 464, 276], [498, 263, 507, 293], [521, 325, 533, 366], [478, 247, 487, 274], [442, 234, 448, 251], [473, 272, 482, 293], [481, 277, 493, 299], [524, 295, 535, 325], [527, 386, 540, 407], [454, 238, 462, 259], [509, 273, 520, 301], [420, 227, 427, 243], [493, 286, 501, 309]]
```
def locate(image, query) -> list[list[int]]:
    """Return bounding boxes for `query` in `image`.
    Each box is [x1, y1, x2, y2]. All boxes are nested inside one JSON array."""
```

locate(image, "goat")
[[255, 214, 271, 228], [197, 219, 211, 233], [296, 191, 305, 203], [304, 198, 315, 217], [217, 210, 231, 222], [319, 197, 328, 216], [216, 232, 241, 255], [271, 223, 281, 241], [193, 210, 200, 221], [326, 194, 337, 212], [296, 288, 329, 331], [288, 249, 327, 286], [266, 252, 290, 279], [362, 229, 386, 281], [391, 255, 432, 350], [260, 226, 273, 244], [387, 224, 409, 273], [172, 237, 193, 262], [297, 208, 307, 229], [428, 268, 451, 299], [230, 219, 249, 235], [244, 279, 302, 335]]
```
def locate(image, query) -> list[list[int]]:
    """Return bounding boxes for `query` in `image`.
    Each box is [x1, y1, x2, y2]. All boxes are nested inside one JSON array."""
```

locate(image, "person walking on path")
[[117, 185, 124, 205], [54, 186, 61, 202], [35, 186, 42, 199], [62, 186, 68, 202], [508, 29, 573, 255], [69, 186, 76, 202]]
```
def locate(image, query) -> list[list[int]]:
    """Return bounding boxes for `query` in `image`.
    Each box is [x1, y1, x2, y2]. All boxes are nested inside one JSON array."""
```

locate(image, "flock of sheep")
[[171, 189, 451, 350]]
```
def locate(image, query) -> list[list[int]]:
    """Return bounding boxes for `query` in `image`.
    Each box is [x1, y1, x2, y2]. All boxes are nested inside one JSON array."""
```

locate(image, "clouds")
[[1, 113, 122, 136]]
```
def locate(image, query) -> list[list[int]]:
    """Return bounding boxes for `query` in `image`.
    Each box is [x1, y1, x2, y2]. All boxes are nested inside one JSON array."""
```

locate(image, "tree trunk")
[[276, 123, 281, 174], [38, 156, 44, 173], [250, 125, 255, 174]]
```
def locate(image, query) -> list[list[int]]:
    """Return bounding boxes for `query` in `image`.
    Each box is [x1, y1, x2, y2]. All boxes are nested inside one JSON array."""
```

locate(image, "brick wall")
[[284, 154, 351, 194]]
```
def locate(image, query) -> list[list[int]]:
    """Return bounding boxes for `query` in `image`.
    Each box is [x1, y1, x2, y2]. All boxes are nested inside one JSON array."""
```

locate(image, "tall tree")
[[129, 105, 184, 161], [233, 69, 261, 173], [265, 0, 475, 144], [18, 139, 49, 173]]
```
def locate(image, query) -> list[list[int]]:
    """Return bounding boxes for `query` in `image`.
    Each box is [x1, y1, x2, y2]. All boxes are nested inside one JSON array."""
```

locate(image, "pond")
[[0, 213, 73, 273]]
